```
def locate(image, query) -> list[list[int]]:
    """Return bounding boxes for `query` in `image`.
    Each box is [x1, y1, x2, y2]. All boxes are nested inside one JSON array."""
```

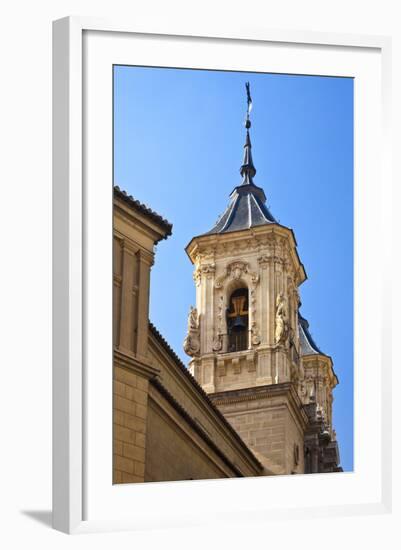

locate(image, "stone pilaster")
[[136, 249, 154, 361], [118, 240, 138, 354]]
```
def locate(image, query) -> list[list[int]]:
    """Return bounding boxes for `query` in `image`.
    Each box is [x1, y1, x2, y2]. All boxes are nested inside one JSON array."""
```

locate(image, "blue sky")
[[114, 66, 354, 472]]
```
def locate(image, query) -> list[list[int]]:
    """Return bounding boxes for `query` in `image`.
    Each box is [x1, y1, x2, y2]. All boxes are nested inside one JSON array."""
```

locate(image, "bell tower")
[[184, 84, 340, 475]]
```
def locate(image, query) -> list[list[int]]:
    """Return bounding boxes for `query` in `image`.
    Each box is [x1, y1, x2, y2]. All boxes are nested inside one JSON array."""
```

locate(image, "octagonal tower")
[[183, 84, 340, 475]]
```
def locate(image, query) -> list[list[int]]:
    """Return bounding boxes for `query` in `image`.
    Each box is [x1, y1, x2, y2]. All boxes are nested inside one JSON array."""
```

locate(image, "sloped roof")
[[206, 182, 276, 235], [298, 313, 325, 356], [114, 185, 172, 237], [148, 321, 263, 471], [203, 119, 276, 236]]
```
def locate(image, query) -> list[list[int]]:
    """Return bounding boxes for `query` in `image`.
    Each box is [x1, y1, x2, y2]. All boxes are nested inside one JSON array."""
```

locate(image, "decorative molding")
[[193, 269, 201, 286], [212, 333, 223, 352], [194, 262, 216, 285], [251, 323, 260, 346], [210, 383, 308, 424], [136, 247, 155, 266], [216, 294, 224, 338], [257, 254, 270, 267], [120, 237, 139, 256], [215, 260, 259, 289]]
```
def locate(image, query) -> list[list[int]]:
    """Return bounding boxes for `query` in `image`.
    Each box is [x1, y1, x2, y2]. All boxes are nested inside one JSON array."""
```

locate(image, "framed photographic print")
[[52, 17, 392, 534]]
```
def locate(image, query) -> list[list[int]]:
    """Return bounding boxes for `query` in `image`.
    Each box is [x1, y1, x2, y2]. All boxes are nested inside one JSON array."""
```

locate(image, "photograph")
[[112, 65, 353, 483], [1, 0, 394, 543]]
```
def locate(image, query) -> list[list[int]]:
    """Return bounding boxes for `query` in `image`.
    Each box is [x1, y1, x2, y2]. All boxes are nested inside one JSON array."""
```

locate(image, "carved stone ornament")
[[275, 292, 289, 345], [194, 263, 216, 285], [183, 334, 200, 356], [212, 334, 223, 352], [257, 254, 270, 267], [215, 261, 259, 289], [251, 322, 260, 346], [188, 305, 199, 331], [183, 306, 201, 357], [202, 263, 216, 274]]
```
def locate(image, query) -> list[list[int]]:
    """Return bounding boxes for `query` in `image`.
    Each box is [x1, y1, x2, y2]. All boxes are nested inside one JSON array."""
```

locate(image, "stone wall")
[[146, 326, 264, 479], [113, 364, 149, 483], [210, 383, 307, 475], [113, 189, 263, 484], [145, 385, 242, 482]]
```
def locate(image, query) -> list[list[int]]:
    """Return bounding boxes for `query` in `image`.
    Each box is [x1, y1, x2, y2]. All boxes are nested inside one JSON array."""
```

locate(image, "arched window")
[[227, 288, 249, 352]]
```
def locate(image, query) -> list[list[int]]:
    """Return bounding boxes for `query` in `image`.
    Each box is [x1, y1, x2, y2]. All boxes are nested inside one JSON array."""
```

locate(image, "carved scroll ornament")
[[214, 261, 259, 289]]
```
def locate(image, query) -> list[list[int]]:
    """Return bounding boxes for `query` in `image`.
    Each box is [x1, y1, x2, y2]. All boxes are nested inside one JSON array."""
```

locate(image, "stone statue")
[[275, 292, 289, 345], [188, 306, 199, 331], [183, 306, 200, 357]]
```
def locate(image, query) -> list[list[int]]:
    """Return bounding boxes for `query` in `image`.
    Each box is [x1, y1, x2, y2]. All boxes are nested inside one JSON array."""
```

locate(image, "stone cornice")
[[209, 382, 309, 428], [114, 201, 170, 246], [114, 347, 160, 380], [209, 382, 292, 404], [114, 186, 172, 237], [186, 224, 306, 286]]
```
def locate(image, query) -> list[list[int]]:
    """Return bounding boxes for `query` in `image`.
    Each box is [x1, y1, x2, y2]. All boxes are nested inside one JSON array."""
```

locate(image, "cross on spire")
[[245, 81, 252, 128], [240, 82, 256, 184], [201, 82, 277, 236]]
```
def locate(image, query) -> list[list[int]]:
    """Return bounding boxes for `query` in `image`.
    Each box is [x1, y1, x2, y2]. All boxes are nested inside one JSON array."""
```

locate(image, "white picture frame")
[[52, 16, 392, 534]]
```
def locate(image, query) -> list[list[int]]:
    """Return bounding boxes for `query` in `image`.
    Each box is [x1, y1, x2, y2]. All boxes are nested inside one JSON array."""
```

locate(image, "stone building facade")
[[113, 186, 264, 484], [113, 91, 341, 483]]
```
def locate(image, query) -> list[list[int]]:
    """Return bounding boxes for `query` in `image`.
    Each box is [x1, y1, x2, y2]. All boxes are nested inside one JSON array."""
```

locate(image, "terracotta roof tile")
[[114, 185, 172, 238]]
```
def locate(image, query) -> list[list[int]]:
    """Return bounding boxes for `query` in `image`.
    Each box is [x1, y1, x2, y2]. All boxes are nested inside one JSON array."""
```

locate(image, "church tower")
[[184, 84, 340, 475]]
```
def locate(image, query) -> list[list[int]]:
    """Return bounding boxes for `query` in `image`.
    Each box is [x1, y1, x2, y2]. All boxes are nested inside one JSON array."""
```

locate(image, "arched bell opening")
[[226, 287, 249, 352]]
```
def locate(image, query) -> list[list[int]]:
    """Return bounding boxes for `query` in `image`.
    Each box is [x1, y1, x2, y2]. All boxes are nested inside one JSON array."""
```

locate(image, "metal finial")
[[245, 82, 253, 128], [240, 82, 256, 182]]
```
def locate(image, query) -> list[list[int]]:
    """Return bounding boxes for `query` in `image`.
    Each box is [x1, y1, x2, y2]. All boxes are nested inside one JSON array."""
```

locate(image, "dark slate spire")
[[205, 83, 276, 235], [240, 129, 257, 184], [240, 82, 257, 185], [298, 312, 325, 356]]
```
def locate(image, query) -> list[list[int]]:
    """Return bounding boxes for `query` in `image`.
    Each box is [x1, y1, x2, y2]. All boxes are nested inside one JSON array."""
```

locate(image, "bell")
[[231, 316, 246, 331]]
